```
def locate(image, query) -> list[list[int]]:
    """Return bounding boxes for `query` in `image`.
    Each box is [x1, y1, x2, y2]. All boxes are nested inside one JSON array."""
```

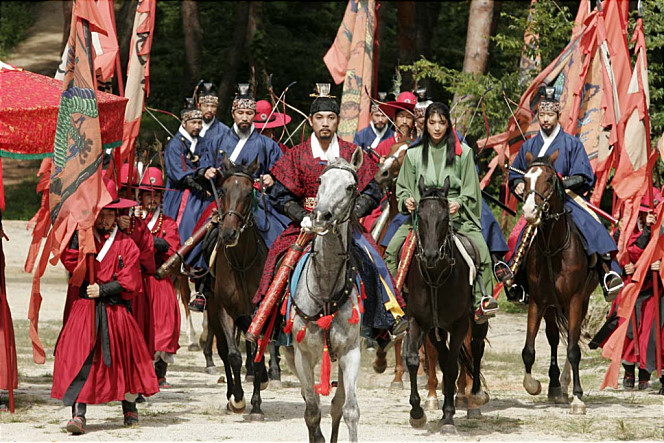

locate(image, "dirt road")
[[1, 220, 662, 441]]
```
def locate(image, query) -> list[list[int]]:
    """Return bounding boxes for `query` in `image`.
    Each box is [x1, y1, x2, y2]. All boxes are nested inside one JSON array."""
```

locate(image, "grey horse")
[[287, 147, 364, 443]]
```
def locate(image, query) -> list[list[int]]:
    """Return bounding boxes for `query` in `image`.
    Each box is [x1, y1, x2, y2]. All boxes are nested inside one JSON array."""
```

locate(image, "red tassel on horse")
[[296, 325, 307, 343], [314, 345, 332, 396], [348, 306, 360, 324], [283, 316, 294, 334], [316, 314, 335, 330], [280, 289, 290, 316]]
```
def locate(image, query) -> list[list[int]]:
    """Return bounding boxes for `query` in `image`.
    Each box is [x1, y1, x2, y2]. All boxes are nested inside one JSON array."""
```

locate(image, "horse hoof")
[[245, 374, 254, 382], [409, 412, 427, 428], [423, 398, 439, 411], [270, 380, 283, 390], [523, 374, 542, 396], [260, 381, 269, 391], [227, 398, 246, 414], [217, 375, 226, 384], [390, 381, 404, 390], [455, 395, 468, 409], [569, 397, 586, 415], [245, 412, 265, 422], [467, 408, 482, 419], [205, 366, 218, 375], [438, 420, 457, 434], [548, 386, 568, 404], [188, 343, 201, 351], [471, 390, 490, 406]]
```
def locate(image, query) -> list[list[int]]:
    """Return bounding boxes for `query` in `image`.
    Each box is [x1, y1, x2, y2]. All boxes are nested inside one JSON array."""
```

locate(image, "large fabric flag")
[[118, 0, 156, 167], [612, 17, 656, 264], [323, 0, 378, 142], [28, 0, 112, 363], [55, 0, 119, 83]]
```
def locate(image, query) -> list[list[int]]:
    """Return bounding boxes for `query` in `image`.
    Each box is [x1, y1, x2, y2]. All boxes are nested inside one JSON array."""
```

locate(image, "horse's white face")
[[311, 167, 357, 234], [523, 166, 543, 225]]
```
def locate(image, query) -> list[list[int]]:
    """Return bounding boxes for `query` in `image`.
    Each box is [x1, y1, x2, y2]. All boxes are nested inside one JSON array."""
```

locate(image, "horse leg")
[[268, 342, 282, 388], [423, 337, 439, 411], [467, 321, 489, 418], [218, 308, 245, 413], [522, 300, 544, 395], [404, 320, 426, 428], [390, 337, 405, 389], [179, 276, 200, 351], [567, 297, 586, 415], [439, 327, 466, 432], [245, 340, 255, 382], [294, 346, 324, 443], [373, 347, 387, 374], [456, 361, 468, 409], [543, 308, 566, 403], [330, 367, 345, 443], [202, 312, 217, 374], [247, 343, 266, 421], [339, 345, 361, 443], [417, 345, 426, 381]]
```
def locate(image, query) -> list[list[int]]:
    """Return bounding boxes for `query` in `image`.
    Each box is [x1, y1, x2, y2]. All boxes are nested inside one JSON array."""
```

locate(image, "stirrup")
[[493, 261, 514, 284], [480, 296, 499, 316], [506, 284, 528, 305], [389, 316, 409, 342], [603, 271, 624, 302]]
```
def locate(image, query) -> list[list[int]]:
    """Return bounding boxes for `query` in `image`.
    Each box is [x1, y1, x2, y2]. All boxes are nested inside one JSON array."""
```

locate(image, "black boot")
[[622, 363, 635, 389], [122, 400, 139, 427], [659, 376, 664, 395], [155, 359, 171, 388], [638, 368, 651, 390], [66, 402, 87, 434]]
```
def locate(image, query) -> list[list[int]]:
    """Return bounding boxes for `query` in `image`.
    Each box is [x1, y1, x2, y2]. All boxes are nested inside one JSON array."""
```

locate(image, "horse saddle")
[[451, 232, 480, 286]]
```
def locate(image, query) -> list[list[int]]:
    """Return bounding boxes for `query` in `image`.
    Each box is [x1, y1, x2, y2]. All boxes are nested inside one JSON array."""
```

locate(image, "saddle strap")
[[452, 235, 477, 285]]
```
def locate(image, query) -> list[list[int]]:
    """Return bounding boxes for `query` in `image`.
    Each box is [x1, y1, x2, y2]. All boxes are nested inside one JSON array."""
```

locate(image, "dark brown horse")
[[206, 154, 270, 419], [519, 151, 597, 413], [404, 177, 488, 432]]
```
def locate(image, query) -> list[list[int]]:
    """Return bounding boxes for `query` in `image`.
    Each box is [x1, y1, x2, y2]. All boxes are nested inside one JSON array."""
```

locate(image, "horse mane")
[[220, 161, 255, 181], [420, 186, 447, 200]]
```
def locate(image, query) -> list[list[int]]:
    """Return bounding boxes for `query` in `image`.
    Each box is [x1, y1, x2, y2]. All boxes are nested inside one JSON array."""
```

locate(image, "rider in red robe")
[[137, 167, 182, 388], [52, 179, 159, 435], [256, 86, 407, 345]]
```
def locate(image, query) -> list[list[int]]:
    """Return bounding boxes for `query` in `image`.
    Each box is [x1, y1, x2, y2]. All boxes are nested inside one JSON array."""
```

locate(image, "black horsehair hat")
[[309, 83, 340, 115]]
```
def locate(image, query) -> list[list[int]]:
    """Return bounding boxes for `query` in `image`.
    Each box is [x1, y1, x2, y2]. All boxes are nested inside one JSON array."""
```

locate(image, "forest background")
[[1, 0, 663, 219]]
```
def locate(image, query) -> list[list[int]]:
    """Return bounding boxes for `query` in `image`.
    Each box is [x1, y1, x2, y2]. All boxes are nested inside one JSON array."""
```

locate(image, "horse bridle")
[[523, 161, 566, 222], [218, 171, 255, 236], [415, 195, 455, 274]]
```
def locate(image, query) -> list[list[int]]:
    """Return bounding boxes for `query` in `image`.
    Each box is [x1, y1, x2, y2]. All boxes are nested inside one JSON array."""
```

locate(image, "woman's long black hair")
[[419, 102, 456, 170]]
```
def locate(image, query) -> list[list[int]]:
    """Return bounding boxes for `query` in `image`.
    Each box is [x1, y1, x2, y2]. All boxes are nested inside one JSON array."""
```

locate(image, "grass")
[[3, 175, 41, 220], [0, 2, 37, 58]]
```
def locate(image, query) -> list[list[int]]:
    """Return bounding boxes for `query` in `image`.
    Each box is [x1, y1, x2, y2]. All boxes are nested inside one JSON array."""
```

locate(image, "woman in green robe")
[[384, 102, 498, 323]]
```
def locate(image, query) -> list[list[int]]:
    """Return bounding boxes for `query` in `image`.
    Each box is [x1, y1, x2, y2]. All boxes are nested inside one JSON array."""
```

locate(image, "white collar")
[[311, 134, 340, 162], [178, 126, 198, 154], [370, 122, 387, 138], [200, 117, 216, 137], [232, 123, 254, 140], [95, 225, 118, 262], [537, 124, 561, 157], [146, 207, 161, 230]]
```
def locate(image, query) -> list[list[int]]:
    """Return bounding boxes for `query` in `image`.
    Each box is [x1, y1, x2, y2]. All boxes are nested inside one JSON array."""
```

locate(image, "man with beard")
[[353, 92, 394, 151], [254, 84, 407, 349], [52, 178, 159, 435], [197, 83, 229, 140], [375, 91, 417, 158], [187, 85, 290, 312], [494, 86, 623, 303]]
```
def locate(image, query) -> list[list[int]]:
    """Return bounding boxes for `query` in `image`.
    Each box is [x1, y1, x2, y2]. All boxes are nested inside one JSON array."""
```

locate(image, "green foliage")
[[3, 175, 40, 220], [638, 0, 664, 137], [0, 2, 37, 58]]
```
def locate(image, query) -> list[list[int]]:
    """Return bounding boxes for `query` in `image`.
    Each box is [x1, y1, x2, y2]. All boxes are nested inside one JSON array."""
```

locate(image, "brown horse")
[[205, 154, 270, 419], [518, 151, 598, 413], [404, 177, 488, 431]]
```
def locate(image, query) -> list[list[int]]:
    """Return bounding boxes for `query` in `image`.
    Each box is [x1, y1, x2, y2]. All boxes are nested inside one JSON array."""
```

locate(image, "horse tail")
[[458, 340, 475, 381], [554, 306, 570, 346]]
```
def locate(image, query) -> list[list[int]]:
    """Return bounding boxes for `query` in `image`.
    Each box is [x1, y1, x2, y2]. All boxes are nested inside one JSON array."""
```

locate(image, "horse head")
[[311, 146, 363, 235], [522, 150, 563, 226], [375, 140, 409, 188], [217, 152, 259, 247], [416, 175, 451, 268]]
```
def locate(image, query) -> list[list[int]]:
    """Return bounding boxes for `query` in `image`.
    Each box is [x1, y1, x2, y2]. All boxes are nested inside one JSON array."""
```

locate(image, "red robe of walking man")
[[51, 179, 159, 435]]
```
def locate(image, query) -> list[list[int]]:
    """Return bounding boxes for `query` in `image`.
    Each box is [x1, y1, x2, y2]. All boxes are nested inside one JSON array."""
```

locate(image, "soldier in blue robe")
[[494, 87, 622, 303], [197, 82, 229, 140], [353, 95, 394, 151], [163, 100, 209, 243]]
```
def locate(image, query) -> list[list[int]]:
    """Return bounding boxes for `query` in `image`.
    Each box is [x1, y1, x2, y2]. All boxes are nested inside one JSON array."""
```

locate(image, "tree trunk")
[[61, 0, 73, 53], [181, 0, 203, 96], [397, 1, 416, 92], [218, 1, 252, 117], [245, 2, 262, 95], [413, 2, 441, 91], [453, 0, 495, 127]]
